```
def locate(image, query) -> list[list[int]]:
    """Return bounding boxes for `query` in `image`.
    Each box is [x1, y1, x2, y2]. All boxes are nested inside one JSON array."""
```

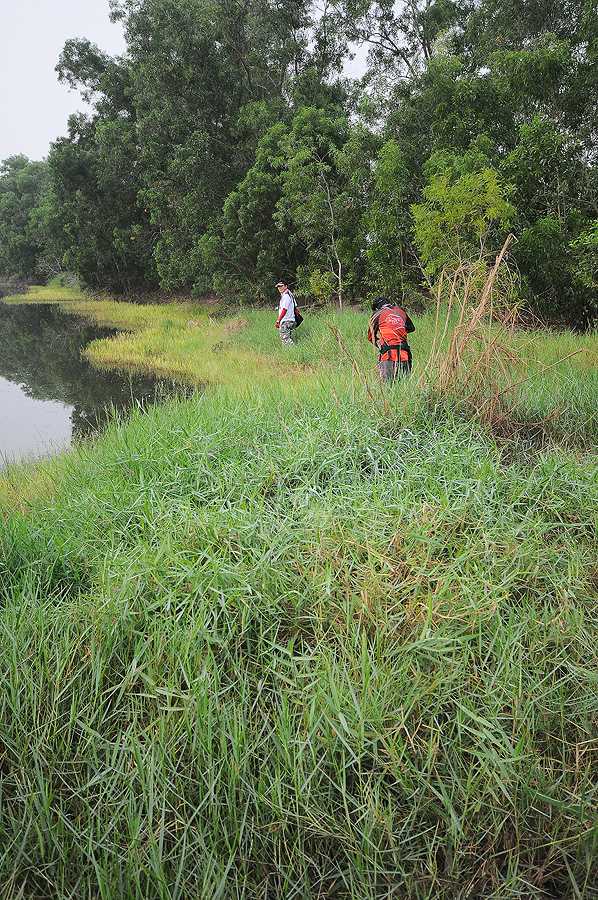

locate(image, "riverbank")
[[1, 288, 597, 897], [3, 284, 597, 439], [2, 284, 305, 388]]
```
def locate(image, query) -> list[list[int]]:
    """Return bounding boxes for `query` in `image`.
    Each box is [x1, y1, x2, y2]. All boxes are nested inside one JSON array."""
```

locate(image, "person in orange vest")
[[367, 297, 415, 382]]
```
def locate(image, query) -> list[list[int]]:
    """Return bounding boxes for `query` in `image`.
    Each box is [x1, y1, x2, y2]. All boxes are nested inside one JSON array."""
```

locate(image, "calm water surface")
[[0, 301, 189, 467]]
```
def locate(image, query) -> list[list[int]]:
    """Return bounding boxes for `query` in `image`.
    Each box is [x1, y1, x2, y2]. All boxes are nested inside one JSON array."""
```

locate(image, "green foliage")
[[203, 110, 379, 304], [384, 3, 598, 322], [0, 156, 49, 280], [48, 36, 160, 295], [2, 0, 597, 323], [275, 108, 370, 305], [363, 139, 413, 297], [203, 122, 293, 300], [503, 117, 598, 323], [327, 0, 470, 81], [412, 151, 515, 275], [303, 265, 337, 302], [105, 0, 329, 292], [571, 220, 598, 291]]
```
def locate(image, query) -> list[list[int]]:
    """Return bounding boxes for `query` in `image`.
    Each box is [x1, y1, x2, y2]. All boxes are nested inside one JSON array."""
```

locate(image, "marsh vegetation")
[[0, 286, 596, 898]]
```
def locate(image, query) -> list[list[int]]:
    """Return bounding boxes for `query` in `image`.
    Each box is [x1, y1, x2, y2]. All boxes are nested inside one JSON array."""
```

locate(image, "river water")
[[0, 300, 188, 468]]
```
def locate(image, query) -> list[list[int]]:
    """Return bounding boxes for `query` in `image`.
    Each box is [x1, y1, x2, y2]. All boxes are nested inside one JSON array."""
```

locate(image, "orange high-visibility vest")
[[368, 306, 411, 362]]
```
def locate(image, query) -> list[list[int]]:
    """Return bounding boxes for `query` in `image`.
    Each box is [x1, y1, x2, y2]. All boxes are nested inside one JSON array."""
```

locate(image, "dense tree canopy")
[[0, 0, 596, 323], [0, 156, 49, 282]]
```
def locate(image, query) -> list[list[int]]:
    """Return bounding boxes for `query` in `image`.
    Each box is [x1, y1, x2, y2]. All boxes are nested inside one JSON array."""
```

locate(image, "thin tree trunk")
[[319, 165, 343, 309]]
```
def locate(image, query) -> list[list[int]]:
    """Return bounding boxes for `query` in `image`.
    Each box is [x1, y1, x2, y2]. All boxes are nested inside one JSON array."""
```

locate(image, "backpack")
[[290, 292, 303, 327]]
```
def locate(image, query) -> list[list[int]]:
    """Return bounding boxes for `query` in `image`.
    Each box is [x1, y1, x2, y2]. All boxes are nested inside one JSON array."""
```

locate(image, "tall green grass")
[[79, 307, 598, 451], [1, 386, 596, 898], [6, 287, 597, 446]]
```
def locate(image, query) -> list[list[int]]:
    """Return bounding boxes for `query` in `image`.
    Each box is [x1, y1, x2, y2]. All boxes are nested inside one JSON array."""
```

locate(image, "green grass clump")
[[1, 387, 596, 898]]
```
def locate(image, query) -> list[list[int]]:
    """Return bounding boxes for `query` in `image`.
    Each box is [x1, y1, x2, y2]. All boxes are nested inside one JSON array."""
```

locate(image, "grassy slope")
[[0, 288, 597, 898]]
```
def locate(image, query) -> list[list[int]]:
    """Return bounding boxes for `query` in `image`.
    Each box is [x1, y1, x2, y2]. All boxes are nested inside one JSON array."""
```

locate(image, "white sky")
[[0, 0, 367, 163], [0, 0, 125, 161]]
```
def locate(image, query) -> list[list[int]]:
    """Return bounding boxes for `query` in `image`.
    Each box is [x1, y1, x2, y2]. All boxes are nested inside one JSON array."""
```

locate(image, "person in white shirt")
[[275, 281, 298, 345]]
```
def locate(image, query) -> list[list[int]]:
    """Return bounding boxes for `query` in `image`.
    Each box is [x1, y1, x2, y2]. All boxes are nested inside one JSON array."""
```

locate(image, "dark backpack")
[[290, 293, 303, 327]]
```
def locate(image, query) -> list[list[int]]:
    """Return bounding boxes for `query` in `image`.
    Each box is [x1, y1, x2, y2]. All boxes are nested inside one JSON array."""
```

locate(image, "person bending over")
[[367, 297, 415, 382]]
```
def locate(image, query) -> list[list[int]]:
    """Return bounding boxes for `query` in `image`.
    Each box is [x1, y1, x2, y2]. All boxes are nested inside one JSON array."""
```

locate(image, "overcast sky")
[[0, 0, 125, 161]]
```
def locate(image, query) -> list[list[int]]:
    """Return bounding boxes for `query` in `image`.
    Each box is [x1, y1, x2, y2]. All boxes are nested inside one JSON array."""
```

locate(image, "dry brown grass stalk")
[[418, 237, 530, 434], [420, 235, 587, 439]]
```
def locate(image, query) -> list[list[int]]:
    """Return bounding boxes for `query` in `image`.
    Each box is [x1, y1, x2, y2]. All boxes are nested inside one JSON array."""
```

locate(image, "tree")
[[383, 1, 598, 322], [361, 139, 414, 298], [0, 156, 49, 281], [3, 0, 597, 324], [329, 0, 471, 79], [48, 111, 158, 293], [107, 0, 329, 291], [274, 107, 376, 306], [52, 39, 159, 292], [200, 120, 299, 300], [503, 116, 598, 323], [412, 148, 515, 277]]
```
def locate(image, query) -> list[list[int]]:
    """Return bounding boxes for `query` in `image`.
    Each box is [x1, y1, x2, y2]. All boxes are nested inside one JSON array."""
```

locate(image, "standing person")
[[275, 281, 301, 345], [367, 297, 415, 382]]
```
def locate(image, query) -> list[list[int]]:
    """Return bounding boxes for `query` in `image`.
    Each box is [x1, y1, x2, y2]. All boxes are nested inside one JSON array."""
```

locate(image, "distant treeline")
[[1, 0, 597, 324]]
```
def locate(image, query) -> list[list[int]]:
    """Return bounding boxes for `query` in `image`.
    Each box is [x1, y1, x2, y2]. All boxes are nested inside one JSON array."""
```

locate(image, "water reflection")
[[0, 301, 191, 466]]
